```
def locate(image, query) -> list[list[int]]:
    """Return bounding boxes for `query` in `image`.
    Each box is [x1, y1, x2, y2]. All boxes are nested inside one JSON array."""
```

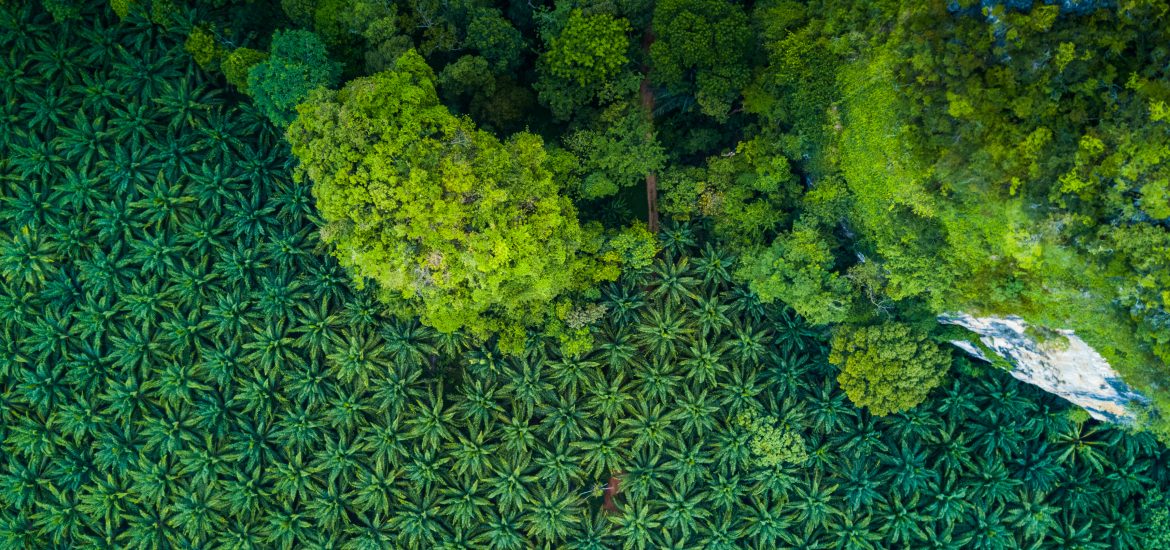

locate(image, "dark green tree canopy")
[[649, 0, 752, 120], [248, 29, 341, 126]]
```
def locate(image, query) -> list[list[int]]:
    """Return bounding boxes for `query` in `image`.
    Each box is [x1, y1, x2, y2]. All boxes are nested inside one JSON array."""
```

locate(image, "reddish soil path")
[[601, 473, 623, 514]]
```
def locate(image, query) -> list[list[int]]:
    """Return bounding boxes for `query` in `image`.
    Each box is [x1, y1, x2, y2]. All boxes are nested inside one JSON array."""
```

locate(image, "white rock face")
[[940, 313, 1147, 423]]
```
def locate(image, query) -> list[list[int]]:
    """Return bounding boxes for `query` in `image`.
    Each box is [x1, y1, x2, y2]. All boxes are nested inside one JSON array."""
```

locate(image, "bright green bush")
[[1145, 492, 1170, 547], [109, 0, 135, 18], [736, 410, 808, 467], [740, 223, 850, 325], [184, 25, 225, 72], [543, 9, 631, 87], [222, 47, 267, 93], [829, 322, 952, 416]]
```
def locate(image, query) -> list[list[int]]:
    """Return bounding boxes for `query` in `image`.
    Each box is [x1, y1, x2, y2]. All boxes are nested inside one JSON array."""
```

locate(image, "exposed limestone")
[[940, 313, 1147, 423]]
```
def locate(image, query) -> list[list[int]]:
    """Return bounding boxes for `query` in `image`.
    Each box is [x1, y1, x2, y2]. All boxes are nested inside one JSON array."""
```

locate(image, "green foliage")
[[222, 47, 267, 94], [247, 29, 340, 126], [565, 103, 664, 199], [1145, 491, 1170, 547], [534, 7, 640, 120], [816, 1, 1170, 430], [661, 136, 799, 248], [466, 8, 525, 73], [437, 54, 495, 102], [604, 222, 658, 267], [184, 26, 226, 72], [109, 0, 135, 18], [288, 50, 620, 350], [40, 0, 81, 20], [543, 9, 631, 87], [829, 322, 951, 416], [649, 0, 752, 119], [280, 0, 313, 25], [736, 410, 808, 467], [739, 223, 850, 325], [7, 3, 1170, 549]]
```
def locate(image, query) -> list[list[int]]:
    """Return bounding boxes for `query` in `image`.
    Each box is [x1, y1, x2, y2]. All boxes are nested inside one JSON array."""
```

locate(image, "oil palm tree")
[[648, 255, 699, 306], [696, 511, 743, 550], [601, 282, 645, 327], [674, 385, 719, 437], [325, 330, 387, 391], [679, 338, 728, 387], [572, 418, 633, 480], [478, 508, 526, 550], [1049, 417, 1114, 474], [714, 365, 763, 416], [595, 324, 638, 369], [806, 379, 854, 435], [439, 476, 491, 531], [524, 488, 581, 543], [486, 457, 537, 513], [403, 384, 456, 449], [349, 461, 403, 518], [499, 411, 540, 457], [0, 227, 55, 288], [380, 318, 436, 368], [610, 502, 662, 550], [692, 242, 735, 288], [585, 372, 634, 422], [634, 304, 692, 360], [170, 483, 227, 542], [657, 221, 697, 258], [723, 322, 769, 365], [502, 359, 553, 420], [741, 495, 792, 548], [1004, 489, 1058, 542], [830, 512, 883, 550], [533, 444, 585, 494], [271, 404, 324, 456]]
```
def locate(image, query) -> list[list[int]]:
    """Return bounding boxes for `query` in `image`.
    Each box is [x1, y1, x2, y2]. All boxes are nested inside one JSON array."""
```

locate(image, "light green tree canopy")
[[739, 223, 850, 326], [543, 9, 631, 87], [535, 8, 638, 119], [829, 322, 951, 416], [564, 103, 664, 199], [288, 50, 630, 351]]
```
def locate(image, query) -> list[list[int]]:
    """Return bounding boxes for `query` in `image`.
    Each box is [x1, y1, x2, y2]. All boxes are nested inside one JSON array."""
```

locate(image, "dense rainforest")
[[3, 0, 1170, 547]]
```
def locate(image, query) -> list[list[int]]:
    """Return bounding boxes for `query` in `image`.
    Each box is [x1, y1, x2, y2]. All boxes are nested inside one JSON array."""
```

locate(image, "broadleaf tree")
[[288, 50, 643, 353]]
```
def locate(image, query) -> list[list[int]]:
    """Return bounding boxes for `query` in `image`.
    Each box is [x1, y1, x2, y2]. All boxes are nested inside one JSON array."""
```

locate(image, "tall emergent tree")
[[288, 50, 646, 352]]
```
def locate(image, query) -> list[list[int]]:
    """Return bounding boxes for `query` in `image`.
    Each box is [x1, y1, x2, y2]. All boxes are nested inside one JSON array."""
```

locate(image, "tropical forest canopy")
[[3, 0, 1170, 547]]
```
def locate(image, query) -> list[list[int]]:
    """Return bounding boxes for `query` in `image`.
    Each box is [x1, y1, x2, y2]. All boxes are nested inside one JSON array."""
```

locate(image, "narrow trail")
[[640, 27, 659, 233]]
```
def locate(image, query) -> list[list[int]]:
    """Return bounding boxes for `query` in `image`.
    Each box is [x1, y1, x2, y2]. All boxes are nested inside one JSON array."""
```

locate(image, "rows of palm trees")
[[0, 3, 1168, 548]]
